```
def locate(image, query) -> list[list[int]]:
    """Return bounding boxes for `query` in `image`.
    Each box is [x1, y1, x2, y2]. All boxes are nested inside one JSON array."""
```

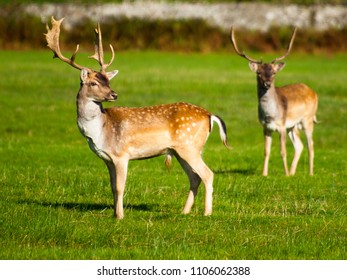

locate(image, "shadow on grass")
[[214, 168, 257, 175], [17, 199, 155, 213]]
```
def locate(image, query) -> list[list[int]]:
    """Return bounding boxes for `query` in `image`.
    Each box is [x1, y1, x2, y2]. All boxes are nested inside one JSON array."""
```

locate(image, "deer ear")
[[80, 68, 89, 83], [274, 62, 286, 73], [249, 62, 258, 73], [106, 70, 119, 81]]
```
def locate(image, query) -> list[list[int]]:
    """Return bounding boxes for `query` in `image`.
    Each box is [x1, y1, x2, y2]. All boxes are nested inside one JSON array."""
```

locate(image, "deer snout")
[[264, 81, 272, 88], [107, 91, 117, 101]]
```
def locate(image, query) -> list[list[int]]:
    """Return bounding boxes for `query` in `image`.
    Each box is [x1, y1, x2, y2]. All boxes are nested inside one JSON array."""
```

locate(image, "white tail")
[[45, 17, 230, 219], [211, 115, 229, 148], [230, 27, 318, 176]]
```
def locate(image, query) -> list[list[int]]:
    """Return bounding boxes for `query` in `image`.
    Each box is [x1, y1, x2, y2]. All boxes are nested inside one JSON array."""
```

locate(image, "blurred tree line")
[[0, 3, 346, 53]]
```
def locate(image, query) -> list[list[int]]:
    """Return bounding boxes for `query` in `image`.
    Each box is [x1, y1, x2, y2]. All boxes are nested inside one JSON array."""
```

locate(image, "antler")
[[271, 27, 297, 63], [89, 23, 115, 74], [45, 16, 85, 71], [230, 27, 260, 64]]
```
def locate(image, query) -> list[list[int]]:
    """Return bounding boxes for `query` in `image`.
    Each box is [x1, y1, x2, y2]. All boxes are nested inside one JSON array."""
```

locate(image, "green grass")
[[0, 50, 346, 259]]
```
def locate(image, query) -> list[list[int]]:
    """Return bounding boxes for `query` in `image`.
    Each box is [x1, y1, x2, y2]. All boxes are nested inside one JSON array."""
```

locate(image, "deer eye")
[[90, 82, 98, 87]]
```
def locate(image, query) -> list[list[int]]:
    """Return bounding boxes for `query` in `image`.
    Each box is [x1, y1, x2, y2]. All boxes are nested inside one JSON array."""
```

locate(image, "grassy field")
[[0, 50, 346, 260]]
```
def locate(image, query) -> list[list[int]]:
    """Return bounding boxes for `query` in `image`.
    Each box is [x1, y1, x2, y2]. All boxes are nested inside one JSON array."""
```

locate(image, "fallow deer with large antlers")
[[230, 27, 318, 176], [45, 17, 230, 219]]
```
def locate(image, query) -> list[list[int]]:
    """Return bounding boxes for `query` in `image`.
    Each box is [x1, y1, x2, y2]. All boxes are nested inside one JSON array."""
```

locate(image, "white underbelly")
[[285, 118, 302, 130], [261, 118, 302, 132]]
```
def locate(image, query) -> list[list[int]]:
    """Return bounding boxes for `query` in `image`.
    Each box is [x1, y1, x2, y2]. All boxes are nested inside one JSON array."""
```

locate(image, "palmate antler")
[[89, 23, 115, 74], [45, 17, 85, 70], [45, 16, 115, 73]]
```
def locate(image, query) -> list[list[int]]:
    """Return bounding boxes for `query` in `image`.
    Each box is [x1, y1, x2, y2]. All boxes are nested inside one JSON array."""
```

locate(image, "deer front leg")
[[279, 128, 289, 176], [106, 159, 128, 219], [262, 129, 272, 176]]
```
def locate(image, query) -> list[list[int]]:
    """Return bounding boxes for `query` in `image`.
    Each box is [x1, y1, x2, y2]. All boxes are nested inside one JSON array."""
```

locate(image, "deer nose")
[[264, 81, 272, 88], [108, 91, 117, 101]]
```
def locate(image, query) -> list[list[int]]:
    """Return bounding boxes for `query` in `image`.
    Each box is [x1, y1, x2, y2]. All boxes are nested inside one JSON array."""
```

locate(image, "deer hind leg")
[[303, 120, 315, 176], [175, 154, 202, 214], [288, 126, 304, 175], [175, 149, 214, 216], [106, 158, 128, 219], [262, 129, 272, 176]]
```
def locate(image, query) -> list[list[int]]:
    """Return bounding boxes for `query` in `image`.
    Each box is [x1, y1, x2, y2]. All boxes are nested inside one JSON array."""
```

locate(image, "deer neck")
[[257, 81, 283, 129], [76, 93, 104, 124], [259, 84, 277, 100], [76, 90, 110, 160]]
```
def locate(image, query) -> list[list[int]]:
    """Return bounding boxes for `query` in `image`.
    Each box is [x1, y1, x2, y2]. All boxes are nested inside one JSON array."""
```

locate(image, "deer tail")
[[211, 115, 232, 150]]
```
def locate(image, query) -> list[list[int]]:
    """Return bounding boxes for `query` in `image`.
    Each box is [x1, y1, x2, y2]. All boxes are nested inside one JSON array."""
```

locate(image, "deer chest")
[[77, 117, 112, 161], [258, 97, 282, 131]]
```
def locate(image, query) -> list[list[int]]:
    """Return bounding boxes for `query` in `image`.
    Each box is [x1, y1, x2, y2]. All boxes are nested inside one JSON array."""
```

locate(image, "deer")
[[45, 16, 231, 219], [230, 27, 318, 176]]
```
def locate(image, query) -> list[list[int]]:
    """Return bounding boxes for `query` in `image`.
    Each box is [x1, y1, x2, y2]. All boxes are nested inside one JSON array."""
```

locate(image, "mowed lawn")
[[0, 50, 346, 259]]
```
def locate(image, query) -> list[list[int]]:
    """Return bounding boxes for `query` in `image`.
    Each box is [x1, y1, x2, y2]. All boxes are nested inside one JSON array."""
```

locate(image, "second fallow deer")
[[230, 27, 318, 176], [45, 17, 231, 219]]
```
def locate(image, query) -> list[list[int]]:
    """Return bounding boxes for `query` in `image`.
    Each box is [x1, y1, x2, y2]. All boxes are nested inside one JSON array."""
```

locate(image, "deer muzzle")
[[107, 91, 117, 101], [264, 81, 272, 89]]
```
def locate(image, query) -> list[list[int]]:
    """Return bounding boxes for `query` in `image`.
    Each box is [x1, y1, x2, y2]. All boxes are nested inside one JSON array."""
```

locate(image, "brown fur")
[[46, 16, 230, 219], [253, 63, 318, 176]]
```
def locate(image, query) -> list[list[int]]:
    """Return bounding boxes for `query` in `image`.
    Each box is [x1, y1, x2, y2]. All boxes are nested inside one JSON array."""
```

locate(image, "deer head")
[[230, 27, 297, 89], [45, 16, 118, 101]]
